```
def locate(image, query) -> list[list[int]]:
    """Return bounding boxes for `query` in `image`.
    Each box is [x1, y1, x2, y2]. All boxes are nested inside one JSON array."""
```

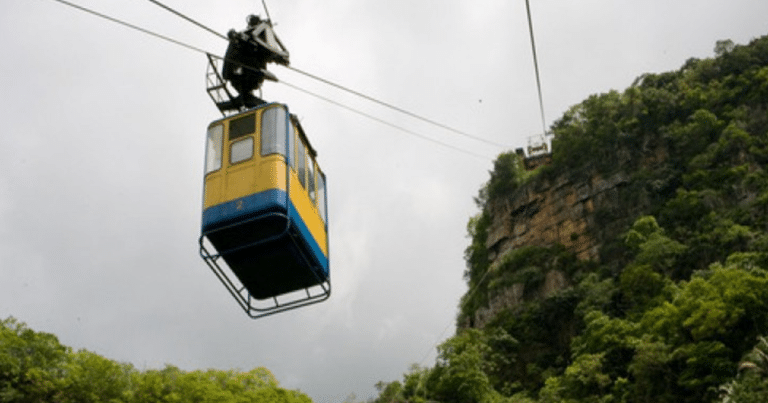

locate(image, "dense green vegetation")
[[0, 317, 312, 403], [372, 35, 768, 402]]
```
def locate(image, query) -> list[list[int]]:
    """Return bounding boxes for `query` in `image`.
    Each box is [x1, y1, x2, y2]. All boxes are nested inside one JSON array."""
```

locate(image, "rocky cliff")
[[486, 171, 629, 262], [470, 136, 670, 328]]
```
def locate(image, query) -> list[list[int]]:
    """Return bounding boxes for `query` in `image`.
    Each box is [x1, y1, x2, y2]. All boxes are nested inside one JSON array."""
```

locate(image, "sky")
[[1, 0, 768, 402]]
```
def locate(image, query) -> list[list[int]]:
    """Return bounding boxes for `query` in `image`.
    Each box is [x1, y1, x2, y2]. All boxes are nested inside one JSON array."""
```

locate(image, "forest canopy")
[[0, 317, 313, 403]]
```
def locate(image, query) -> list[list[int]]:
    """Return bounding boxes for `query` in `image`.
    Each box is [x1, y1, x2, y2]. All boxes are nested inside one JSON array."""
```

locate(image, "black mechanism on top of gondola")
[[207, 14, 289, 114]]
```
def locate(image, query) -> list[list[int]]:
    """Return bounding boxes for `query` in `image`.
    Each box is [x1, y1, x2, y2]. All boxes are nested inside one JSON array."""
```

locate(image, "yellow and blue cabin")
[[199, 103, 330, 317]]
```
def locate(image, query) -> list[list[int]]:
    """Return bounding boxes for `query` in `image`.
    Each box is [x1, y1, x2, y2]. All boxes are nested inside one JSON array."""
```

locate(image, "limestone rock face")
[[465, 135, 671, 328], [485, 171, 631, 263], [470, 167, 653, 328]]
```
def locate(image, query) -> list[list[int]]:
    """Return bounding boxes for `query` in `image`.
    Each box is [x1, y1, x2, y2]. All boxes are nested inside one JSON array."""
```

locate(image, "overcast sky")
[[2, 1, 768, 402]]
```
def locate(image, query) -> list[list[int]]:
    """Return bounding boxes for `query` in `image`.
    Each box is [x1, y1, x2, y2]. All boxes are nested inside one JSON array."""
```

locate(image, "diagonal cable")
[[144, 0, 511, 149], [48, 0, 495, 160], [280, 81, 491, 161], [147, 0, 227, 40], [50, 0, 209, 54], [284, 65, 510, 148], [526, 0, 547, 135]]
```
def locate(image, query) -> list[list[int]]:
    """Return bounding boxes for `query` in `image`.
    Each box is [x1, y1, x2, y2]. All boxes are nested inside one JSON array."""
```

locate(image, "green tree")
[[624, 216, 686, 274], [572, 311, 638, 374], [60, 349, 132, 403], [636, 264, 768, 401], [431, 329, 494, 403], [485, 152, 529, 201], [715, 39, 735, 57], [618, 264, 668, 316], [627, 337, 675, 403], [538, 353, 613, 403], [373, 380, 404, 403], [720, 336, 768, 402], [0, 317, 69, 402]]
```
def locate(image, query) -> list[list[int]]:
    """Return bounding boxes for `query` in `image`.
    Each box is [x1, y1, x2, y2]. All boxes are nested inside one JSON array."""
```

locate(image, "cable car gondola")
[[199, 102, 330, 318], [199, 38, 330, 318]]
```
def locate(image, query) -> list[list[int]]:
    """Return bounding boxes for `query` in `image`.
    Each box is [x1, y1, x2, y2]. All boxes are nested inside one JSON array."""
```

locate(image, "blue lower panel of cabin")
[[202, 189, 329, 300], [202, 189, 287, 232]]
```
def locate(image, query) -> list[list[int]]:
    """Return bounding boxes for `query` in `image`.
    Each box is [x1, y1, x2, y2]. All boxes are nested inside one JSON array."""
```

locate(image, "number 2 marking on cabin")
[[236, 200, 244, 210]]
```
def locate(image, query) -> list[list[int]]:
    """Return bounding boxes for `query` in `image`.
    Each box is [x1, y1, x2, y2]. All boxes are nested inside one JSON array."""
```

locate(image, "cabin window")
[[308, 160, 317, 203], [205, 124, 223, 174], [317, 172, 327, 223], [288, 121, 296, 170], [261, 107, 287, 157], [297, 140, 307, 189], [230, 137, 254, 164], [229, 113, 255, 140]]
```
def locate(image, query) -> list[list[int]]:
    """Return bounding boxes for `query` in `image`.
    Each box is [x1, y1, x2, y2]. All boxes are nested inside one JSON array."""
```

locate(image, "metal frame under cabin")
[[199, 104, 330, 319], [199, 217, 331, 319]]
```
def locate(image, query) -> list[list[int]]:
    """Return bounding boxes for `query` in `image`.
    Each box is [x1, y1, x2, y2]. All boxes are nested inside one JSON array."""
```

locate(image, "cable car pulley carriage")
[[199, 18, 330, 319]]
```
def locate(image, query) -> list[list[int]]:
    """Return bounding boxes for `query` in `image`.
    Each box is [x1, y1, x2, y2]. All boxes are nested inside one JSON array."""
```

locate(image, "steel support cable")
[[526, 0, 547, 135], [50, 0, 210, 55], [279, 81, 491, 161], [284, 65, 510, 148], [46, 0, 493, 161], [143, 0, 511, 149], [147, 0, 227, 40]]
